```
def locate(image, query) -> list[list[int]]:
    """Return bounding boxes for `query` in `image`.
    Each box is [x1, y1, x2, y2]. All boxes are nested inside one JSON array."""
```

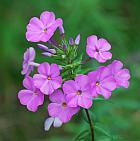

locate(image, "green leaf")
[[75, 129, 89, 141]]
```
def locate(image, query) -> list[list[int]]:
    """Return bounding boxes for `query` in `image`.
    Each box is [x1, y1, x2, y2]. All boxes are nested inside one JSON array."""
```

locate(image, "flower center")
[[76, 90, 82, 95], [96, 49, 99, 53], [62, 102, 67, 107], [34, 92, 38, 96], [42, 29, 47, 33], [96, 81, 99, 86], [47, 76, 51, 80]]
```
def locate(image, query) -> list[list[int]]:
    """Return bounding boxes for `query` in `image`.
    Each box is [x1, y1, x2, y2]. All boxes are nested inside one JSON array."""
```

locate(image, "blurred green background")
[[0, 0, 140, 141]]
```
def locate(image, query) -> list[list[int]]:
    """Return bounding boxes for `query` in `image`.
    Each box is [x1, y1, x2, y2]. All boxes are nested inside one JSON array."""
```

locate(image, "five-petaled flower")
[[86, 35, 112, 63], [108, 60, 130, 88], [18, 76, 44, 112], [48, 90, 80, 123], [26, 11, 63, 42], [33, 62, 62, 95], [63, 75, 93, 109], [88, 66, 116, 99]]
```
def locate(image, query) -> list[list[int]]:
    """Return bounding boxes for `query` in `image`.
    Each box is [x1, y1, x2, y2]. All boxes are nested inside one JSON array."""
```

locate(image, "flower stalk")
[[85, 109, 94, 141]]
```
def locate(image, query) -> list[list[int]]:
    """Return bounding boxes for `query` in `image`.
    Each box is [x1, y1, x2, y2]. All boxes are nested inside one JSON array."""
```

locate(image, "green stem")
[[85, 109, 94, 141]]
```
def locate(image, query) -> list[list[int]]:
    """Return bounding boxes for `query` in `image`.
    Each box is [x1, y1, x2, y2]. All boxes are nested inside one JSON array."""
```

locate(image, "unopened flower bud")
[[59, 26, 65, 35], [75, 34, 80, 45], [42, 52, 54, 57], [37, 44, 48, 51], [69, 37, 74, 45]]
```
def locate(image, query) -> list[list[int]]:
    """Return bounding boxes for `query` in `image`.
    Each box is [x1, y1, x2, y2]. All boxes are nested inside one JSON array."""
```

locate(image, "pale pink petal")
[[40, 11, 55, 27], [49, 90, 65, 103], [38, 62, 50, 75], [18, 90, 33, 105], [117, 69, 130, 80], [108, 60, 123, 73], [23, 76, 35, 91], [27, 17, 44, 31], [98, 38, 111, 51], [75, 75, 89, 91], [53, 118, 63, 127], [44, 117, 54, 131], [33, 74, 47, 89], [99, 51, 112, 60], [51, 76, 62, 90], [26, 31, 42, 42], [48, 103, 61, 117], [101, 76, 116, 91], [96, 86, 111, 99], [63, 80, 77, 94], [27, 96, 40, 112], [50, 64, 60, 77], [87, 35, 98, 48], [66, 93, 78, 107], [86, 47, 95, 58], [78, 96, 92, 109]]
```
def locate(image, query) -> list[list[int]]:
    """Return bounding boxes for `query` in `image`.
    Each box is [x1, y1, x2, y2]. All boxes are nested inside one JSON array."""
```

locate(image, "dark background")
[[0, 0, 140, 141]]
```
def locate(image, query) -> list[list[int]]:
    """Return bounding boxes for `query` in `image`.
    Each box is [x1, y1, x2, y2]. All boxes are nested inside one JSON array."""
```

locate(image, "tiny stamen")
[[42, 29, 47, 33], [76, 90, 82, 95], [62, 102, 67, 107], [96, 82, 99, 86], [47, 76, 51, 80]]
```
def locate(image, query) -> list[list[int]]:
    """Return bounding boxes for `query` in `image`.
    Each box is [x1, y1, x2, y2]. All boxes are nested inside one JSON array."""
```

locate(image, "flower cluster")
[[18, 11, 130, 131]]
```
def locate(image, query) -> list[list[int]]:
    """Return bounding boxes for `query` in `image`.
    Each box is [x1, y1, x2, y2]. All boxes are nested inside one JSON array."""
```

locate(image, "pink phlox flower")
[[33, 62, 62, 95], [26, 11, 63, 42], [108, 60, 130, 88], [18, 76, 44, 112], [63, 74, 93, 109], [48, 90, 80, 123], [86, 35, 112, 63], [88, 66, 116, 99]]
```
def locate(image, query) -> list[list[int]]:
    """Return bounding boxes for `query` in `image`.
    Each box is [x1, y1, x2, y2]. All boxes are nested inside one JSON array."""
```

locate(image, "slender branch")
[[85, 109, 94, 141], [81, 58, 91, 64]]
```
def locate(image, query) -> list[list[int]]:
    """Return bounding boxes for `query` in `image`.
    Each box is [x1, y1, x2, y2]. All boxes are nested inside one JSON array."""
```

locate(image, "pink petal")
[[48, 18, 63, 31], [96, 86, 111, 99], [99, 51, 112, 60], [101, 76, 116, 91], [40, 80, 51, 95], [66, 93, 78, 107], [94, 53, 106, 63], [26, 31, 42, 42], [78, 96, 92, 109], [40, 11, 55, 27], [27, 96, 40, 112], [23, 76, 35, 91], [117, 69, 130, 80], [28, 47, 36, 61], [108, 60, 123, 74], [50, 64, 60, 77], [38, 62, 50, 75], [51, 76, 62, 90], [63, 80, 77, 94], [48, 103, 61, 117], [99, 67, 112, 81], [27, 17, 44, 31], [87, 35, 98, 48], [75, 75, 89, 91], [18, 90, 33, 105], [33, 74, 46, 89], [98, 38, 111, 51], [49, 90, 65, 103]]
